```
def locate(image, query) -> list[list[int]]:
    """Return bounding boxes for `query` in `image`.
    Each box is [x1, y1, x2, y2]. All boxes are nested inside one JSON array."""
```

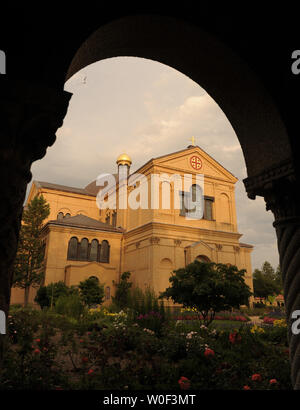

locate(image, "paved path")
[[248, 316, 263, 325]]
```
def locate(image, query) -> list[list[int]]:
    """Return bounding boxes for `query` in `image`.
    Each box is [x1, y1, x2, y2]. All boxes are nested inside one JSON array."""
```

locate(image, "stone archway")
[[1, 13, 299, 388], [63, 17, 298, 385]]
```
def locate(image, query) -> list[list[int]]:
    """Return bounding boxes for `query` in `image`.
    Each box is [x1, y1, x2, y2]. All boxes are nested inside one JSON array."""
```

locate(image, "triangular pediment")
[[151, 146, 238, 183]]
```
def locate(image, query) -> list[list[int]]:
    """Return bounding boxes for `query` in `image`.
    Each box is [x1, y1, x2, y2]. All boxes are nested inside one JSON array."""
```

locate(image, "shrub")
[[78, 277, 104, 307], [54, 294, 85, 320], [35, 281, 69, 309], [112, 271, 132, 309]]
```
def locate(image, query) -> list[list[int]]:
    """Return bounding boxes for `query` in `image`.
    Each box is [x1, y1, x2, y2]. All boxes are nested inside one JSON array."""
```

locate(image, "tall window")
[[79, 238, 89, 261], [89, 239, 99, 261], [105, 214, 110, 224], [67, 237, 78, 260], [204, 197, 214, 220], [100, 240, 110, 263]]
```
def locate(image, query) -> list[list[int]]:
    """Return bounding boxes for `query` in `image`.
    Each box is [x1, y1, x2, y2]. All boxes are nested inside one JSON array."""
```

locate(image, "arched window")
[[105, 286, 111, 300], [159, 258, 173, 294], [196, 255, 210, 263], [220, 193, 230, 223], [100, 240, 110, 263], [89, 239, 99, 262], [161, 181, 172, 209], [79, 238, 89, 261], [89, 276, 99, 283], [65, 213, 71, 218], [67, 237, 78, 260], [160, 258, 173, 267], [105, 213, 110, 224], [57, 212, 64, 220]]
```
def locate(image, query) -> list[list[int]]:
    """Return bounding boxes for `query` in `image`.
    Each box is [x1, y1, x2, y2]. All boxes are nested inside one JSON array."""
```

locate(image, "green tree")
[[253, 261, 282, 299], [78, 277, 104, 307], [34, 281, 69, 309], [261, 261, 275, 279], [160, 260, 252, 326], [112, 271, 132, 309], [12, 195, 50, 306]]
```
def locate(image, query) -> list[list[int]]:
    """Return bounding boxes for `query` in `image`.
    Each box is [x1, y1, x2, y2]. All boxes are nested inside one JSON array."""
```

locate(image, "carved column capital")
[[243, 158, 300, 226], [216, 244, 223, 251], [150, 236, 160, 245], [174, 239, 181, 246]]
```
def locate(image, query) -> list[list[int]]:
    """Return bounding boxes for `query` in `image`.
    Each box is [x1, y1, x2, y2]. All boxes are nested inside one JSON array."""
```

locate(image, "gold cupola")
[[116, 153, 132, 178], [116, 153, 132, 167]]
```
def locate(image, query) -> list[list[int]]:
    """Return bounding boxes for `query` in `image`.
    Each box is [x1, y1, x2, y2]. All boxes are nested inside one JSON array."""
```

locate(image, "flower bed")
[[263, 316, 276, 325], [1, 307, 292, 390], [174, 313, 249, 322]]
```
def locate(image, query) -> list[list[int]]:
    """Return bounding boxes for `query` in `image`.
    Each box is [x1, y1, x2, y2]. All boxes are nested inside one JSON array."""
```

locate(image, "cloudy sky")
[[28, 57, 278, 271]]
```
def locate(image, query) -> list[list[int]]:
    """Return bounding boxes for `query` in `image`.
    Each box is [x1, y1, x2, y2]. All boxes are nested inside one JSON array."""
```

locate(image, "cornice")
[[43, 224, 123, 237], [124, 221, 242, 240], [65, 262, 115, 271]]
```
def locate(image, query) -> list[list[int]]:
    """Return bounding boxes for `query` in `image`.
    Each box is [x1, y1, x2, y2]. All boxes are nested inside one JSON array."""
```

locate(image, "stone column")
[[0, 77, 71, 362], [244, 159, 300, 389]]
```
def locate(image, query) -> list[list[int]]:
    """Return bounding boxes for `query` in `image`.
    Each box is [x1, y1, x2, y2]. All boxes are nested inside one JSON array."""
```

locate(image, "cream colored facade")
[[11, 145, 254, 306]]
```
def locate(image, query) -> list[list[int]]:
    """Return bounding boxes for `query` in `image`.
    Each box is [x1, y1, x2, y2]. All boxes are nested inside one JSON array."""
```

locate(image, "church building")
[[11, 144, 254, 305]]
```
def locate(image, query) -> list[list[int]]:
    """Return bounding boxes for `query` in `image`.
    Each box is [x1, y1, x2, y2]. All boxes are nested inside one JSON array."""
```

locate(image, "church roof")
[[46, 214, 123, 233], [84, 174, 119, 196], [34, 181, 95, 197], [239, 242, 253, 248]]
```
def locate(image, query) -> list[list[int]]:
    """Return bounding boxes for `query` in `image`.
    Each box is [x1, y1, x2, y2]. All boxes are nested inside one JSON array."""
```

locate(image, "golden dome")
[[116, 153, 132, 166]]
